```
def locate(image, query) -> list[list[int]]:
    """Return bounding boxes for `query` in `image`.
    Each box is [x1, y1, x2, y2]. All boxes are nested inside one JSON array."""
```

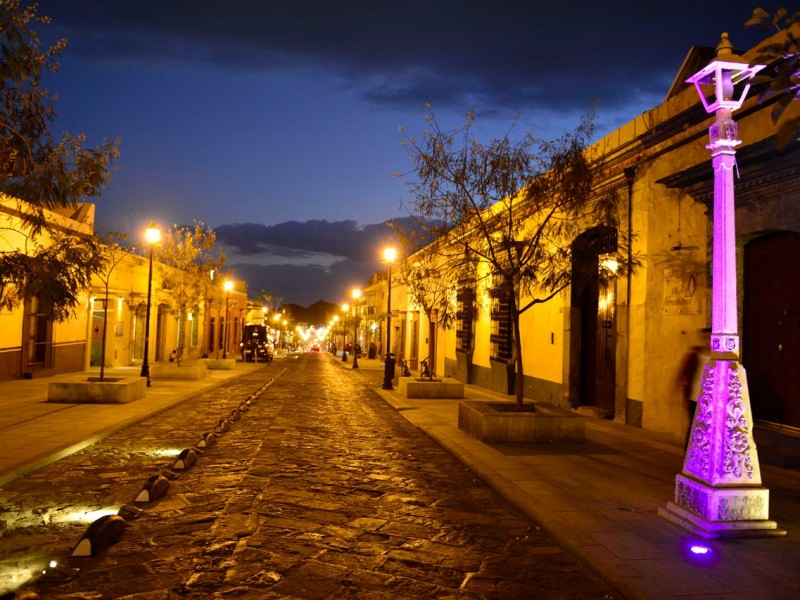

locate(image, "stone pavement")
[[1, 354, 617, 599], [0, 352, 798, 599]]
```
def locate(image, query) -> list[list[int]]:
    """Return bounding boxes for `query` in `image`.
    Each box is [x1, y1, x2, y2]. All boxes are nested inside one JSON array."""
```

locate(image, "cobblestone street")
[[1, 353, 619, 599]]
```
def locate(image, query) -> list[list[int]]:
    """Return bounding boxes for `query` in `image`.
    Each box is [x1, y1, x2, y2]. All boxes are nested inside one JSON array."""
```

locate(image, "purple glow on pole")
[[709, 115, 741, 355]]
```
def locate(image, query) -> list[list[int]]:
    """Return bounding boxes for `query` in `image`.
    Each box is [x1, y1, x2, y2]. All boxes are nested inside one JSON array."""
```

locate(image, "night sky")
[[36, 0, 784, 305]]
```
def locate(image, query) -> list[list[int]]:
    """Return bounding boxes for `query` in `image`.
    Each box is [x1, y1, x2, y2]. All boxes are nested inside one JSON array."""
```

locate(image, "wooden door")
[[743, 232, 800, 428]]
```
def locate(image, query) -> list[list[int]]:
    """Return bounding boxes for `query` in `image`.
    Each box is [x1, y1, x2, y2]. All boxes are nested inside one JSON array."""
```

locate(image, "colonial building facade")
[[368, 28, 799, 452], [0, 198, 247, 381]]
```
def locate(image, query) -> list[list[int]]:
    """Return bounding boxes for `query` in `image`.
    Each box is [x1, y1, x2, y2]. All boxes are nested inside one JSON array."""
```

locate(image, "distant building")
[[0, 196, 246, 380]]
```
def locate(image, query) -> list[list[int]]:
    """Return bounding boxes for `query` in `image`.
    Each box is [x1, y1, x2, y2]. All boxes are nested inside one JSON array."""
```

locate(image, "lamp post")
[[140, 222, 161, 387], [381, 246, 397, 390], [223, 280, 233, 358], [659, 33, 783, 537], [341, 303, 350, 362], [352, 289, 362, 369]]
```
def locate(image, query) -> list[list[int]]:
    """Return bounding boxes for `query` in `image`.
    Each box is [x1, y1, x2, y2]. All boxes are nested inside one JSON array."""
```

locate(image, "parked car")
[[240, 325, 273, 362]]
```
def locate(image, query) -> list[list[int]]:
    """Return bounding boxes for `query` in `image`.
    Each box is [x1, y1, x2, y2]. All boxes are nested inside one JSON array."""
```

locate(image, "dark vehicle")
[[240, 325, 273, 362]]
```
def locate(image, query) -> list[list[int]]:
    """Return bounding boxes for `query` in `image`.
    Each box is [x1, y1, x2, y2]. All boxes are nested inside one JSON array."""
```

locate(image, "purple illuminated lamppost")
[[381, 246, 397, 390], [659, 33, 784, 538]]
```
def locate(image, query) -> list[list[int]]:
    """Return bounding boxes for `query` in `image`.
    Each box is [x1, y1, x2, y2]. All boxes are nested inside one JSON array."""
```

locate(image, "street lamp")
[[223, 280, 233, 359], [381, 246, 397, 389], [660, 34, 782, 537], [351, 289, 362, 369], [341, 303, 350, 362], [140, 222, 161, 387]]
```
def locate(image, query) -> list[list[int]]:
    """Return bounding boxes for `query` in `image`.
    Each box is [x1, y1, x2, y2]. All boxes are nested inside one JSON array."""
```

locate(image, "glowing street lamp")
[[660, 34, 783, 537], [341, 303, 350, 362], [351, 288, 362, 369], [223, 280, 233, 359], [381, 246, 397, 390], [140, 222, 161, 387]]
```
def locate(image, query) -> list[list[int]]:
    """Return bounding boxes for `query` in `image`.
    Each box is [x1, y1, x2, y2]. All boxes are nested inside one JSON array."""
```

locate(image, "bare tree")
[[0, 0, 119, 233], [746, 7, 800, 148], [0, 224, 106, 321], [400, 106, 627, 408], [93, 231, 133, 381], [391, 227, 457, 379], [0, 1, 119, 322], [156, 223, 224, 365]]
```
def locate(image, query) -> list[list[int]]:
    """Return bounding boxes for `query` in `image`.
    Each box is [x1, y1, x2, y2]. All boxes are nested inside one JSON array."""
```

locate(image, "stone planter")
[[457, 400, 585, 442], [201, 358, 237, 370], [48, 376, 146, 404], [151, 361, 208, 380], [399, 376, 465, 399]]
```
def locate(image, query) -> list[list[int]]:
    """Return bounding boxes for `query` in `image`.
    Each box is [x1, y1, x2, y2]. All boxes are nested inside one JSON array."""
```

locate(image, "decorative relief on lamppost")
[[722, 364, 754, 480], [686, 363, 714, 479]]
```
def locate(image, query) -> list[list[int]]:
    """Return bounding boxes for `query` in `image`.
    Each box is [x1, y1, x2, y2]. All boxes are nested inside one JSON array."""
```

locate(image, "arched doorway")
[[570, 226, 618, 415], [743, 231, 800, 428]]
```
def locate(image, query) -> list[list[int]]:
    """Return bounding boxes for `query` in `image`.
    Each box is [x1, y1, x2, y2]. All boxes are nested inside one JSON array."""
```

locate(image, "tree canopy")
[[0, 0, 120, 320], [746, 7, 800, 148], [399, 106, 625, 406]]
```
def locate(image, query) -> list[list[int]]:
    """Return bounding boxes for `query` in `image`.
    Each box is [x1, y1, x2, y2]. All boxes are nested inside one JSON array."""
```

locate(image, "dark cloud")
[[40, 0, 780, 117], [232, 258, 378, 307], [214, 219, 401, 305], [216, 220, 395, 262]]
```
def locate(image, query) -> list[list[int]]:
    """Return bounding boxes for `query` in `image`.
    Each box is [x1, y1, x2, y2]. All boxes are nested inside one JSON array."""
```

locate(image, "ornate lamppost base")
[[660, 358, 785, 538], [659, 478, 784, 539]]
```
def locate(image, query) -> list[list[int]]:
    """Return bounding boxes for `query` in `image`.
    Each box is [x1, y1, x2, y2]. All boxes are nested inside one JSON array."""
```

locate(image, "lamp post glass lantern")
[[659, 33, 783, 538], [140, 223, 161, 386], [381, 246, 397, 389]]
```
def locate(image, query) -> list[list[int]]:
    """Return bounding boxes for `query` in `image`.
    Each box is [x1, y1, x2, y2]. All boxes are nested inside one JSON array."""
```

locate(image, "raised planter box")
[[458, 400, 585, 442], [151, 361, 208, 380], [201, 358, 237, 371], [48, 376, 146, 404], [399, 376, 465, 399]]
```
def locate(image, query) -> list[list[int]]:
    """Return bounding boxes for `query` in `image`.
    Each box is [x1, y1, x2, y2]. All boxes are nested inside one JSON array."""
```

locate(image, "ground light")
[[134, 474, 170, 503], [40, 559, 79, 582], [71, 514, 128, 558], [171, 448, 198, 470], [681, 538, 719, 567]]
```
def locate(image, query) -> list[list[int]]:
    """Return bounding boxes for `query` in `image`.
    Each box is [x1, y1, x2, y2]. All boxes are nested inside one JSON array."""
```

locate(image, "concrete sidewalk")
[[1, 353, 798, 599], [0, 361, 263, 487]]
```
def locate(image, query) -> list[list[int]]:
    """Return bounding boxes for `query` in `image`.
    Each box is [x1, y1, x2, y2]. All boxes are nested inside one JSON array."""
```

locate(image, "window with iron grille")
[[455, 280, 475, 353], [489, 285, 513, 361]]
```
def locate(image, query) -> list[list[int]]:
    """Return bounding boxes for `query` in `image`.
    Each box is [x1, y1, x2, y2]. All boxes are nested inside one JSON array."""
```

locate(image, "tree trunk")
[[177, 309, 184, 366], [510, 292, 528, 410], [427, 317, 436, 380], [99, 286, 110, 381]]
